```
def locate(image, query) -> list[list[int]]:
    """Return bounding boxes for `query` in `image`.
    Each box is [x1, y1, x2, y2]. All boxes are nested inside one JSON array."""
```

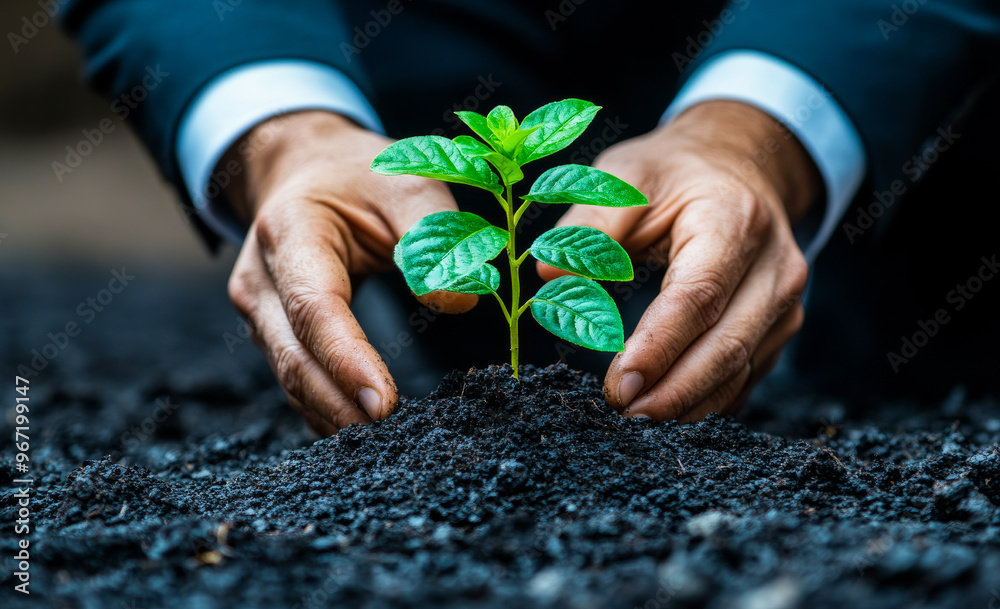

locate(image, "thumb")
[[536, 203, 646, 281], [381, 176, 480, 314]]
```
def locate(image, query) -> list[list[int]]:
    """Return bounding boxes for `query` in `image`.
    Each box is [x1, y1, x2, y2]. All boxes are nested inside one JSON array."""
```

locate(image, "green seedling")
[[370, 99, 648, 377]]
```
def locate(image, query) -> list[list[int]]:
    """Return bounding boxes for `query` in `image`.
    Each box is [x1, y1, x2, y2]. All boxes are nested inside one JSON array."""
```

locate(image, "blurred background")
[[0, 1, 255, 406], [0, 1, 235, 271]]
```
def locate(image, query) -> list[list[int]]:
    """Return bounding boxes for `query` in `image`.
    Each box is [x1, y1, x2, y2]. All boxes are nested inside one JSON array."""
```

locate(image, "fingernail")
[[617, 372, 644, 407], [626, 412, 650, 420], [355, 386, 383, 420]]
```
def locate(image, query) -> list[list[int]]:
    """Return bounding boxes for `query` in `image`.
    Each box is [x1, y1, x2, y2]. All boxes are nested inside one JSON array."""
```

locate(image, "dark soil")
[[2, 271, 1000, 609]]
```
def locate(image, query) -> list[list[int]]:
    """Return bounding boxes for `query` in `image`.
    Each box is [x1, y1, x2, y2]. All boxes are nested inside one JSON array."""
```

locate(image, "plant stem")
[[516, 299, 534, 317], [505, 184, 520, 378], [491, 290, 511, 324]]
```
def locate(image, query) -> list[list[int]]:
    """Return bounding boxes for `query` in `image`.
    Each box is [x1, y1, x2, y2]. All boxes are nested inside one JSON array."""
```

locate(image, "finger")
[[229, 234, 377, 432], [287, 395, 341, 438], [674, 284, 804, 422], [606, 195, 771, 410], [675, 335, 789, 424], [252, 275, 377, 429], [677, 344, 785, 423], [756, 300, 804, 361], [675, 361, 752, 423], [624, 270, 805, 420], [416, 289, 480, 314], [253, 209, 398, 422]]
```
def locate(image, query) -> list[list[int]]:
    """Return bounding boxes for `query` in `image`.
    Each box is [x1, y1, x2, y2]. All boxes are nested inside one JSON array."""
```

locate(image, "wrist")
[[221, 111, 371, 224], [665, 101, 821, 223]]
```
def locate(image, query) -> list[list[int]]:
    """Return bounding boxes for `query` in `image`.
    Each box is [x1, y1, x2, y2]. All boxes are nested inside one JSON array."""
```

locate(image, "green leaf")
[[453, 135, 494, 158], [487, 105, 518, 140], [454, 111, 499, 148], [523, 164, 648, 207], [530, 226, 633, 281], [393, 211, 508, 296], [443, 263, 501, 295], [516, 99, 602, 164], [454, 136, 523, 185], [371, 135, 502, 194], [482, 152, 523, 186], [530, 276, 624, 352], [499, 126, 540, 159]]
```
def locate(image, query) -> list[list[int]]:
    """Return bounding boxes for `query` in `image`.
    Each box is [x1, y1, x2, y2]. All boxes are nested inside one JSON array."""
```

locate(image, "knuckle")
[[714, 331, 753, 381], [254, 209, 282, 252], [786, 249, 810, 295], [742, 196, 772, 241], [272, 346, 305, 401], [657, 383, 697, 420], [673, 272, 729, 329], [227, 273, 252, 315], [283, 289, 325, 341], [649, 340, 682, 373], [788, 303, 806, 334]]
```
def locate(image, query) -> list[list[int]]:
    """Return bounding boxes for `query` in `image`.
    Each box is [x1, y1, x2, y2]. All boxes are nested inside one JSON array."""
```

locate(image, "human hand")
[[223, 111, 475, 435], [540, 101, 819, 421]]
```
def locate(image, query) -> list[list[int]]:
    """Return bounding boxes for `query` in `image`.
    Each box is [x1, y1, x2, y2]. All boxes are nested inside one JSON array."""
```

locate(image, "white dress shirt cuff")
[[176, 60, 384, 245], [662, 50, 867, 263]]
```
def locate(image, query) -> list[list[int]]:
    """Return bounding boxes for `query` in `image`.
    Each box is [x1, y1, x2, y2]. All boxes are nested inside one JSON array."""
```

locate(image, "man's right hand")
[[223, 111, 473, 435]]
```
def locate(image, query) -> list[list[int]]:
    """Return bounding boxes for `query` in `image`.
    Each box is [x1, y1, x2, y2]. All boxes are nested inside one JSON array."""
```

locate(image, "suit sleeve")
[[687, 0, 1000, 195], [60, 0, 374, 250]]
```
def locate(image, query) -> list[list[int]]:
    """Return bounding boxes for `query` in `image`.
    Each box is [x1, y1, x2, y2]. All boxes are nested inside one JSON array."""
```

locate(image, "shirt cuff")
[[662, 50, 867, 263], [176, 60, 384, 245]]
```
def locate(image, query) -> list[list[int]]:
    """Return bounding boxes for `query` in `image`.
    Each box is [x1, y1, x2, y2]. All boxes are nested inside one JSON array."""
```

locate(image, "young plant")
[[370, 99, 648, 377]]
